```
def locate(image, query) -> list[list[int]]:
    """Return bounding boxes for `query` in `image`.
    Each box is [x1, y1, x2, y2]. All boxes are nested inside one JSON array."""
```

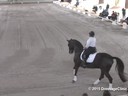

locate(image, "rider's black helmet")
[[89, 31, 95, 37]]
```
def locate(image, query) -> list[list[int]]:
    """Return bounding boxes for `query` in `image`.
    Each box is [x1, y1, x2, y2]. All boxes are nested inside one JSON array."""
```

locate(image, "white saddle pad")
[[80, 50, 84, 62], [86, 53, 97, 63], [80, 51, 97, 63]]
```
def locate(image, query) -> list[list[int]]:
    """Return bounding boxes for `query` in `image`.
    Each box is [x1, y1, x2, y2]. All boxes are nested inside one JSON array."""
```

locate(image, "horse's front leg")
[[72, 65, 80, 83]]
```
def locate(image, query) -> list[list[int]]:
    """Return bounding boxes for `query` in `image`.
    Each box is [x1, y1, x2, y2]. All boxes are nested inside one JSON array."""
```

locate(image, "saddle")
[[80, 51, 97, 63], [86, 53, 97, 63]]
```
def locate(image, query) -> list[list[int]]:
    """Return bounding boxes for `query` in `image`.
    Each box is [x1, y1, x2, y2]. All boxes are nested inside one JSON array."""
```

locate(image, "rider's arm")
[[84, 38, 91, 49], [85, 39, 90, 48]]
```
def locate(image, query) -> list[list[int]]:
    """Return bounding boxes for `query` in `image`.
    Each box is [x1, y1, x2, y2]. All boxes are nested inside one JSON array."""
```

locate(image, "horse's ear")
[[67, 38, 72, 42]]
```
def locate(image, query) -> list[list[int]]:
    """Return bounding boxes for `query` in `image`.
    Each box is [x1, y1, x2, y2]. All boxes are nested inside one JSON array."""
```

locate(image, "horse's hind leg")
[[104, 72, 113, 88], [93, 70, 104, 85]]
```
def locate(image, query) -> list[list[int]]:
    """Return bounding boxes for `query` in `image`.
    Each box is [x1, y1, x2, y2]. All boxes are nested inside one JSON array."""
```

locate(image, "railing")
[[0, 0, 53, 4]]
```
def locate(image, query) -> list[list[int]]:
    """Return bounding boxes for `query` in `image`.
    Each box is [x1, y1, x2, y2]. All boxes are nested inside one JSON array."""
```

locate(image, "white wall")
[[78, 0, 99, 11], [0, 0, 53, 3]]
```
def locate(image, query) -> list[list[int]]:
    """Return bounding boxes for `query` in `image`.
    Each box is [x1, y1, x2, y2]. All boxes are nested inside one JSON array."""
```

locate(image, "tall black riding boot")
[[80, 61, 87, 68]]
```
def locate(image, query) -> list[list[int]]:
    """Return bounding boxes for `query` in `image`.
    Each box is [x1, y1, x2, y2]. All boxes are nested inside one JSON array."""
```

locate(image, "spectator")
[[103, 90, 111, 96], [97, 6, 103, 15], [120, 17, 128, 25], [108, 11, 117, 21], [92, 6, 98, 14], [75, 0, 79, 7], [82, 93, 88, 96], [99, 6, 102, 10], [106, 4, 109, 11], [122, 8, 126, 19], [125, 17, 128, 24], [116, 12, 120, 22], [99, 9, 109, 18]]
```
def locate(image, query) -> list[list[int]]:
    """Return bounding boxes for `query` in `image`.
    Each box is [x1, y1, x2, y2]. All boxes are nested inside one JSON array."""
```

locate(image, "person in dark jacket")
[[82, 93, 88, 96], [103, 90, 111, 96], [122, 8, 126, 19], [99, 9, 109, 18], [92, 6, 98, 13]]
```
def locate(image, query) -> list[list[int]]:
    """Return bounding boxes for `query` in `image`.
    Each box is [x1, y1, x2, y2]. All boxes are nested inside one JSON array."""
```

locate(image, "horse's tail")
[[113, 57, 127, 82]]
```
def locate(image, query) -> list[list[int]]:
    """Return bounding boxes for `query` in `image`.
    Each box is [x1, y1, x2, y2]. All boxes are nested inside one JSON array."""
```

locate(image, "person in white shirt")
[[83, 31, 97, 62]]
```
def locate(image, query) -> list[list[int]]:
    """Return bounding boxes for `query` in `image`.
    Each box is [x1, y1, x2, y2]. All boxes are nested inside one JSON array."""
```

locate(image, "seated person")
[[125, 17, 128, 24], [103, 90, 111, 96], [120, 17, 128, 25], [108, 11, 117, 21], [92, 6, 98, 13], [99, 9, 109, 18], [82, 93, 88, 96]]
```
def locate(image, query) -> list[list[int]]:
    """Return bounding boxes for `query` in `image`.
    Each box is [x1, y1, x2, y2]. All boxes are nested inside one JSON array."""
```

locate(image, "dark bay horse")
[[67, 39, 127, 88]]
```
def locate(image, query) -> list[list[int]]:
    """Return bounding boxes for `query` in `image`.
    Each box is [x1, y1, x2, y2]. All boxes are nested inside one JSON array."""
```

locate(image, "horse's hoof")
[[72, 80, 76, 83]]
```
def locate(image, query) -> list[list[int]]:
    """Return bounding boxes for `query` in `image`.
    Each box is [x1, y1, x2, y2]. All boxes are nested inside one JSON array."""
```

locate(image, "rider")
[[83, 31, 97, 62]]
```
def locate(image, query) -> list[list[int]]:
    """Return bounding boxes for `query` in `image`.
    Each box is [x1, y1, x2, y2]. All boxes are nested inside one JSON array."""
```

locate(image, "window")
[[125, 0, 128, 8], [99, 0, 104, 4]]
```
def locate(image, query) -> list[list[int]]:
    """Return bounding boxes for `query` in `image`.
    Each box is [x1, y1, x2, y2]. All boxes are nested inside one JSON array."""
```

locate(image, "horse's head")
[[67, 39, 74, 54], [67, 39, 83, 54]]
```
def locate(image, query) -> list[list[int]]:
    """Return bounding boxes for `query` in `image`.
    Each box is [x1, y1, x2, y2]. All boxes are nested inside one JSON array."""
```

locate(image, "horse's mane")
[[72, 39, 83, 49]]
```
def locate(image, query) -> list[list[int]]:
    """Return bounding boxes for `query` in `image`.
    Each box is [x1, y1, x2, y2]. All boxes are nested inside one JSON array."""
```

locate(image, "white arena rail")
[[0, 0, 53, 4]]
